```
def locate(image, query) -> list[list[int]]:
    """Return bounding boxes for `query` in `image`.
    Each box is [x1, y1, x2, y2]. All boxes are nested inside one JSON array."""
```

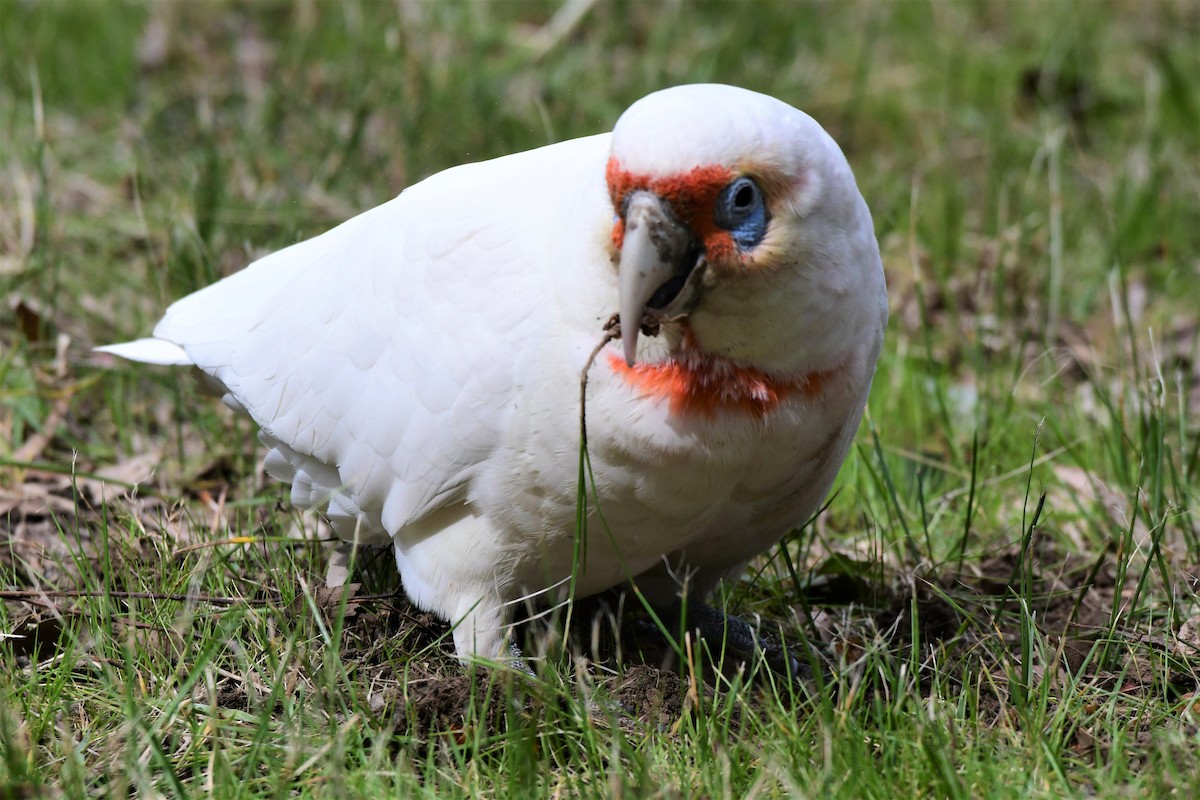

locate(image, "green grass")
[[2, 0, 1199, 797]]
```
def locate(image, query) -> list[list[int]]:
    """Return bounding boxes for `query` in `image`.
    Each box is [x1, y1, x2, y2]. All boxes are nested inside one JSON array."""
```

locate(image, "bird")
[[98, 84, 887, 672]]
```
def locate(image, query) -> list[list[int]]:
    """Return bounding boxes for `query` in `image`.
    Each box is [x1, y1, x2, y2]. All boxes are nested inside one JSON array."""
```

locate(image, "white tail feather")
[[95, 338, 193, 366]]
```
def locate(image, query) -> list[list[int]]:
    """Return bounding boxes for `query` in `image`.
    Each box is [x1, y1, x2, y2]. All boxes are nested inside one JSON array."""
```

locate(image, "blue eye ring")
[[715, 177, 768, 250]]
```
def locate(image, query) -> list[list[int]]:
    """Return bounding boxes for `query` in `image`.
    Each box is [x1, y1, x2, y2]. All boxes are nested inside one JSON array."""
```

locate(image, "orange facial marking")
[[608, 328, 837, 419], [606, 158, 739, 261]]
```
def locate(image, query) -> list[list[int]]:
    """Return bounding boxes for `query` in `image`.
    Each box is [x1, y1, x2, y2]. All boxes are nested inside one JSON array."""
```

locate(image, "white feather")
[[95, 338, 192, 366], [100, 85, 887, 661]]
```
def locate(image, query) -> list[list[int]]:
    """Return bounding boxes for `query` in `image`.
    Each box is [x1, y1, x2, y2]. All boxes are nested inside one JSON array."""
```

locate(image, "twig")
[[12, 391, 73, 464], [173, 536, 336, 556], [0, 589, 280, 607], [524, 0, 599, 62], [579, 314, 621, 449]]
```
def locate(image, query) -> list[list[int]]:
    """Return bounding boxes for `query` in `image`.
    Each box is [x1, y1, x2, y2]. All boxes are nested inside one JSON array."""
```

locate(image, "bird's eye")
[[715, 177, 768, 250], [732, 183, 756, 209]]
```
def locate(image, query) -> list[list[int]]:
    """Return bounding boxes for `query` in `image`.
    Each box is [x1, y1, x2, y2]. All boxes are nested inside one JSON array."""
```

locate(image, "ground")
[[1, 1, 1198, 797]]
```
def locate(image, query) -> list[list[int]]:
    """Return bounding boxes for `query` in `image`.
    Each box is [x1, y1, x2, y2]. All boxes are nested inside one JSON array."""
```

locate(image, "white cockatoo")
[[100, 84, 887, 668]]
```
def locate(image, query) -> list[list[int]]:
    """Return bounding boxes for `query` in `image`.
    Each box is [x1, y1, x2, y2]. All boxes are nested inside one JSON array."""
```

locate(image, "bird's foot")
[[659, 597, 827, 684]]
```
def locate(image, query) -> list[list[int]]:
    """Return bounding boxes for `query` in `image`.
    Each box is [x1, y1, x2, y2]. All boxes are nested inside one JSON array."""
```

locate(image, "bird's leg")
[[660, 596, 812, 681], [324, 540, 354, 588]]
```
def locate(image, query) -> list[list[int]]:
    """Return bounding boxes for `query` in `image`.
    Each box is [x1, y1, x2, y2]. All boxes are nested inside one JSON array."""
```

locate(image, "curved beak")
[[616, 191, 699, 366]]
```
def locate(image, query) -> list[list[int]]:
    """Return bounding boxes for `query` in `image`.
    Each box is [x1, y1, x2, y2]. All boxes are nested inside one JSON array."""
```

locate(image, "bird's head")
[[606, 84, 884, 390]]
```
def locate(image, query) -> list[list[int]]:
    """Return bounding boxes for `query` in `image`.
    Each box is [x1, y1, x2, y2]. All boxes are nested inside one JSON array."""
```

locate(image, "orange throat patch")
[[608, 332, 837, 419]]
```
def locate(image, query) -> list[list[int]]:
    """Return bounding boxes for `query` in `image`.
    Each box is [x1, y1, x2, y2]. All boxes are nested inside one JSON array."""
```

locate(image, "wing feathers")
[[104, 133, 612, 547]]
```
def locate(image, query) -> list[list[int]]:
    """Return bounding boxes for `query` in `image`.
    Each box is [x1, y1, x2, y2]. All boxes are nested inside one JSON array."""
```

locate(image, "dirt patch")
[[392, 670, 510, 738], [616, 664, 685, 728], [860, 542, 1200, 709]]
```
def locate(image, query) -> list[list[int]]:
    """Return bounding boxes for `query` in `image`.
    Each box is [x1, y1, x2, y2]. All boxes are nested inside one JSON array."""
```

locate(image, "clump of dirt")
[[214, 676, 251, 713], [392, 669, 514, 738], [616, 664, 685, 728], [331, 592, 699, 734]]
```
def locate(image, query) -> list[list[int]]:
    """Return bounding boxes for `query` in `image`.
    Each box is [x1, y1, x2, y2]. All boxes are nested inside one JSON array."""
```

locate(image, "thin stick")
[[0, 589, 279, 607], [579, 314, 621, 449]]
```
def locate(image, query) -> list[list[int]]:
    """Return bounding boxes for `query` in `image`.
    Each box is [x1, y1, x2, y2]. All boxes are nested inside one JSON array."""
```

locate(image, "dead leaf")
[[1176, 615, 1200, 660], [73, 450, 161, 505], [300, 581, 363, 622], [1052, 464, 1151, 547]]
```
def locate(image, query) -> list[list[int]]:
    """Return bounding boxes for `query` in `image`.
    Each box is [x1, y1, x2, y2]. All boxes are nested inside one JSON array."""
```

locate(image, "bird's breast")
[[606, 351, 838, 419], [606, 326, 843, 420]]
